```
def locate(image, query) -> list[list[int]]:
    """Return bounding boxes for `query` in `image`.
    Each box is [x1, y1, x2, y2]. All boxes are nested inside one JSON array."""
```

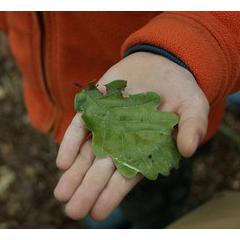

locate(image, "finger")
[[177, 95, 209, 158], [56, 113, 88, 170], [65, 157, 115, 220], [54, 140, 94, 203], [90, 171, 143, 221]]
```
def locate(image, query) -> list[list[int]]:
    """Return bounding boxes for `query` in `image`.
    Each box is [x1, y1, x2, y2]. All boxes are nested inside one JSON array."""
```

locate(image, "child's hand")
[[54, 52, 209, 221]]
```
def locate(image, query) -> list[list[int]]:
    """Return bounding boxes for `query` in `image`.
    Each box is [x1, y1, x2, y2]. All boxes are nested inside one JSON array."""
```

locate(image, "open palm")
[[54, 52, 209, 221]]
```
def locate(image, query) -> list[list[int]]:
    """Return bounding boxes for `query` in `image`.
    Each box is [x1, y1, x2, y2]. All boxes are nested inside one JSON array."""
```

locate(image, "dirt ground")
[[0, 33, 240, 228]]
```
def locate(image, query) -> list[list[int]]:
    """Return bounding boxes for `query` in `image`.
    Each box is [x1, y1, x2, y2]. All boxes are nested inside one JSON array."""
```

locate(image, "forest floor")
[[0, 33, 240, 228]]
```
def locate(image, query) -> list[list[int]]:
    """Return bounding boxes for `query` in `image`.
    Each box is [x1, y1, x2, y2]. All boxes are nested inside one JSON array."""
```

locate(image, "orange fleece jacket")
[[0, 12, 239, 143]]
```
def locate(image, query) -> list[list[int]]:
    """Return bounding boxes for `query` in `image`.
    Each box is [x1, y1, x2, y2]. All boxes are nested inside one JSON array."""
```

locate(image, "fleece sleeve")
[[121, 12, 240, 106]]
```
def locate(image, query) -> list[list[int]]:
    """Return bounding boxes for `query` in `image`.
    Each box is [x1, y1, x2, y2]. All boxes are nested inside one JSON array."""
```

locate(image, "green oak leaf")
[[74, 80, 181, 180]]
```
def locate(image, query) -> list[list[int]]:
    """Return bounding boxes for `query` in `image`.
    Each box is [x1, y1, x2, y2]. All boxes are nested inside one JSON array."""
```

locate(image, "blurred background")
[[0, 33, 84, 228], [0, 32, 240, 228]]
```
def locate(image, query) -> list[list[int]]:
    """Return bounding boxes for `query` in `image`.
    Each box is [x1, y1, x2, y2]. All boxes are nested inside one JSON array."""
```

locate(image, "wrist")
[[124, 44, 189, 72]]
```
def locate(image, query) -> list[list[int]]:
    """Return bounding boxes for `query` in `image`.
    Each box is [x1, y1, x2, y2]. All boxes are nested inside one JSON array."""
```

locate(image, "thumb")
[[176, 97, 209, 158]]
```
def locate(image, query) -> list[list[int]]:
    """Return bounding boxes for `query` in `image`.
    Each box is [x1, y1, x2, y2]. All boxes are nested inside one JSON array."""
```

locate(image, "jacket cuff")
[[124, 43, 189, 71], [121, 12, 239, 106]]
